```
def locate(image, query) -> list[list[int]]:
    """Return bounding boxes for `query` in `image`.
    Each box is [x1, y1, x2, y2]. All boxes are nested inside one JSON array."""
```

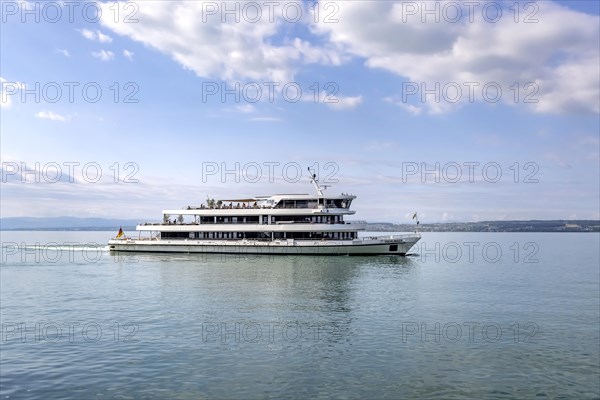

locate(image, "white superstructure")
[[108, 172, 420, 255]]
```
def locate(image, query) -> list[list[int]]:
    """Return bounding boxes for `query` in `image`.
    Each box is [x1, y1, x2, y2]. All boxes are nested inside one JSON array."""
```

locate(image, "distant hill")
[[0, 217, 145, 231], [365, 220, 600, 233]]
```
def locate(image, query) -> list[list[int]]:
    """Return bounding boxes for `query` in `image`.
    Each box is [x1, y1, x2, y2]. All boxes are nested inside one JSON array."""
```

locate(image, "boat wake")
[[2, 243, 112, 252]]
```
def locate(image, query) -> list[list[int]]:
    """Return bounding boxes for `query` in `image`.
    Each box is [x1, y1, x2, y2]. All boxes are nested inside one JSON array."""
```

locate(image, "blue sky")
[[1, 0, 599, 222]]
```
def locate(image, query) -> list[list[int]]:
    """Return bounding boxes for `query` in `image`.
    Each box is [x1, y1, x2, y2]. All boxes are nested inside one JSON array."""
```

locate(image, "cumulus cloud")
[[123, 49, 134, 61], [307, 90, 362, 110], [97, 1, 598, 114], [249, 116, 282, 122], [311, 1, 599, 114], [99, 1, 340, 82], [235, 104, 256, 113], [92, 50, 115, 61], [1, 77, 11, 108], [34, 111, 68, 122], [80, 29, 113, 43], [326, 94, 362, 110], [384, 96, 423, 115], [1, 78, 26, 108]]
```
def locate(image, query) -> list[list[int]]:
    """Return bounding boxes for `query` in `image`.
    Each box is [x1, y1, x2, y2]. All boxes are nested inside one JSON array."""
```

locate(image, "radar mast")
[[308, 167, 329, 196]]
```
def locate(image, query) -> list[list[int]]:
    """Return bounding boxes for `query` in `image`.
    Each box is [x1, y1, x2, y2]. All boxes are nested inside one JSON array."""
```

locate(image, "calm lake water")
[[1, 231, 599, 399]]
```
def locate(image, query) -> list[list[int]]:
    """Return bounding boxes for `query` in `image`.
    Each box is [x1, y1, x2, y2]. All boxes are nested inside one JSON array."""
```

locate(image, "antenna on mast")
[[308, 167, 327, 196], [412, 211, 420, 233]]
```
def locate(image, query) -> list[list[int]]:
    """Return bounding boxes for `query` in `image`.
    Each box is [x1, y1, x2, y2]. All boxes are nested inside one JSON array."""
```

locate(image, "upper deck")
[[164, 193, 357, 216]]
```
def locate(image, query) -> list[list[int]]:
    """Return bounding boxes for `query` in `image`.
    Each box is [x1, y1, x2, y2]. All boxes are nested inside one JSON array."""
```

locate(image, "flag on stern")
[[116, 227, 124, 238]]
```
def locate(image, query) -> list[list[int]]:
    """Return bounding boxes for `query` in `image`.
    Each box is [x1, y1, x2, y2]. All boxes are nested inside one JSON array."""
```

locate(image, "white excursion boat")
[[108, 172, 421, 256]]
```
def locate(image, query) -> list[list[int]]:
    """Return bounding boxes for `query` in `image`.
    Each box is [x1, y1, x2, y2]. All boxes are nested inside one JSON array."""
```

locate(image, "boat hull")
[[108, 235, 420, 256]]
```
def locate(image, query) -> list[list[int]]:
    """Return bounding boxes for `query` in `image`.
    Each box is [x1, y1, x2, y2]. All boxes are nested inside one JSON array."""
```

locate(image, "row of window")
[[196, 215, 344, 224], [274, 199, 352, 209], [160, 231, 358, 240]]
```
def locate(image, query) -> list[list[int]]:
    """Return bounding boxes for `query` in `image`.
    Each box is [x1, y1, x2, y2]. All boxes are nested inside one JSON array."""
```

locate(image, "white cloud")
[[95, 1, 598, 114], [249, 116, 282, 122], [0, 77, 10, 108], [99, 1, 339, 82], [97, 31, 113, 43], [92, 50, 115, 61], [34, 111, 68, 122], [236, 104, 255, 113], [57, 49, 70, 57], [310, 90, 362, 110], [1, 78, 26, 108], [398, 103, 422, 116], [311, 1, 600, 114], [123, 49, 134, 61], [80, 29, 113, 43], [384, 96, 423, 115], [326, 94, 362, 110], [80, 28, 95, 40]]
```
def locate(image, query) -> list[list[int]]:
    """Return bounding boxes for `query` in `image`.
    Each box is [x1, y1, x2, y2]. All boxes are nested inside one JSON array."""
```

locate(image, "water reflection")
[[106, 252, 419, 348]]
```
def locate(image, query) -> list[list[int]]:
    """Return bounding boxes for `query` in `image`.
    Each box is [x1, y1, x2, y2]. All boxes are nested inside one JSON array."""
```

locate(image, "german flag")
[[116, 227, 124, 238]]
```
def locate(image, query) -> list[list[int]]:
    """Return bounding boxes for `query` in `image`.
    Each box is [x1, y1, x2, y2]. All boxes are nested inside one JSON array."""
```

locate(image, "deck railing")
[[360, 233, 421, 241]]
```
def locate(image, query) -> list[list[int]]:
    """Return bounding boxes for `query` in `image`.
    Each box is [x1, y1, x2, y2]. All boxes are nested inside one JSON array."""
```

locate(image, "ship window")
[[389, 245, 398, 252]]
